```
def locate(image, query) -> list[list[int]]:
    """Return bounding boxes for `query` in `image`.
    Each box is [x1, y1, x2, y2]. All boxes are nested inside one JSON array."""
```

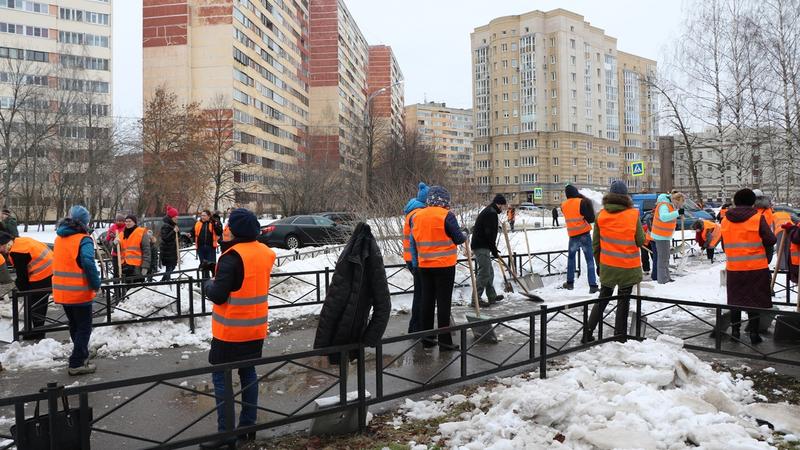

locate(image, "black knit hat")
[[565, 184, 580, 198], [492, 194, 507, 205], [733, 188, 756, 207], [228, 208, 260, 239], [125, 214, 138, 224]]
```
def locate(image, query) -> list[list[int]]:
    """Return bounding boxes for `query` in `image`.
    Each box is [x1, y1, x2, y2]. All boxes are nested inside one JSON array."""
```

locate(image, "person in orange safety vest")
[[114, 215, 151, 282], [693, 219, 722, 263], [201, 208, 275, 448], [561, 184, 599, 293], [0, 232, 53, 340], [719, 188, 777, 345]]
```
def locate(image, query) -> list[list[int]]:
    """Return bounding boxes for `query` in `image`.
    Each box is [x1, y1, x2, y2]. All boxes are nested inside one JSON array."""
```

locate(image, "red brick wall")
[[196, 0, 232, 26], [307, 135, 340, 166], [368, 45, 392, 118], [143, 0, 189, 47], [308, 0, 339, 87]]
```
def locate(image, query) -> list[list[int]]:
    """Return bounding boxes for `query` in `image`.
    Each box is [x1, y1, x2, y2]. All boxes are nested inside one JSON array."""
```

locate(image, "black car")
[[258, 215, 352, 249], [316, 211, 358, 226]]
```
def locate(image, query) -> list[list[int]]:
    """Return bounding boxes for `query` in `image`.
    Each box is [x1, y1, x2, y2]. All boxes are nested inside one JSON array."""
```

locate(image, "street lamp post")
[[362, 80, 404, 200]]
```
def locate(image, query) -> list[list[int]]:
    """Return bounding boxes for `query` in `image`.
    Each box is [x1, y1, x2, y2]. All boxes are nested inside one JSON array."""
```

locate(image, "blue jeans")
[[212, 367, 258, 432], [63, 304, 93, 368], [567, 233, 597, 286], [407, 263, 423, 333]]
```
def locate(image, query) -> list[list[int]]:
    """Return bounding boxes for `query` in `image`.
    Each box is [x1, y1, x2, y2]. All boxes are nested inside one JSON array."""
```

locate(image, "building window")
[[553, 174, 559, 183], [553, 157, 559, 166]]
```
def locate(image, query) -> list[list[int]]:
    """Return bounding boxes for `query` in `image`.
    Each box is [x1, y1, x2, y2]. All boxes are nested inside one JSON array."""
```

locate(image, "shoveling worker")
[[0, 232, 53, 340], [560, 184, 598, 293], [410, 186, 465, 351], [692, 219, 722, 263], [201, 208, 275, 448], [583, 181, 644, 343], [470, 194, 507, 308], [720, 188, 776, 345], [506, 206, 516, 232], [402, 182, 428, 333], [53, 205, 101, 375], [115, 215, 151, 283], [650, 192, 684, 284], [194, 209, 223, 280]]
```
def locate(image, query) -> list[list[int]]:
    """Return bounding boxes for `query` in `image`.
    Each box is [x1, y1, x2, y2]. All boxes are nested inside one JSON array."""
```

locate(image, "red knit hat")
[[166, 205, 178, 218]]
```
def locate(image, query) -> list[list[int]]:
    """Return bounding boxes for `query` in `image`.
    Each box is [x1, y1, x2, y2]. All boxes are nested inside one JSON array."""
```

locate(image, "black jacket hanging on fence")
[[313, 223, 391, 364]]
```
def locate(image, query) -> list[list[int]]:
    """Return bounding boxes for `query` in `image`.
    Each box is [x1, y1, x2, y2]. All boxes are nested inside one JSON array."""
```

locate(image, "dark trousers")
[[419, 266, 455, 346], [731, 308, 761, 334], [553, 217, 559, 226], [586, 285, 633, 341], [63, 304, 93, 368], [23, 277, 51, 339], [161, 264, 176, 282], [197, 245, 217, 279], [407, 264, 423, 333], [641, 244, 651, 272], [508, 220, 515, 232], [212, 367, 258, 432], [706, 247, 715, 262]]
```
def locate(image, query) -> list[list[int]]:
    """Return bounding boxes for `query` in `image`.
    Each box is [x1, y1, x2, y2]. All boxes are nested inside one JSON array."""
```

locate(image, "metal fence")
[[7, 249, 578, 341], [2, 294, 800, 449]]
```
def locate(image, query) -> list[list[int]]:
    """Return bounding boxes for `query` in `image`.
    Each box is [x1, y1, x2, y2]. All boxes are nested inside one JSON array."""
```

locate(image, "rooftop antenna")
[[423, 92, 427, 104]]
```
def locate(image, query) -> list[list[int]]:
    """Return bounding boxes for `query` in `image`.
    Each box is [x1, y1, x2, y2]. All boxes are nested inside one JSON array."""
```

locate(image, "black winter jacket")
[[159, 216, 179, 267], [471, 204, 500, 255], [313, 223, 391, 364]]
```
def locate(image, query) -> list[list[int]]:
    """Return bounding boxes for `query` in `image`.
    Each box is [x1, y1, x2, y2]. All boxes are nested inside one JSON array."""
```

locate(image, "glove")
[[781, 222, 796, 231], [678, 208, 685, 216], [140, 267, 148, 276]]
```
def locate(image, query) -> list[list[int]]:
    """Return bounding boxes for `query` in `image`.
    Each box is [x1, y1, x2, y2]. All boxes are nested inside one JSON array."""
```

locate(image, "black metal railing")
[[8, 249, 577, 341], [3, 294, 800, 449]]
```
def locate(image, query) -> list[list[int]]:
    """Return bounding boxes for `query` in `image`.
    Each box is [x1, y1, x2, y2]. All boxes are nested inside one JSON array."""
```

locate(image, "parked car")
[[258, 215, 352, 249], [518, 202, 547, 212], [642, 207, 713, 231], [98, 215, 197, 249], [315, 211, 358, 226]]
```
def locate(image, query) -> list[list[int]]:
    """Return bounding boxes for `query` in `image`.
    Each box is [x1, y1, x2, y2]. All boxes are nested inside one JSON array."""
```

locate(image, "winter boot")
[[750, 332, 763, 345], [490, 295, 505, 304], [561, 282, 574, 290], [589, 285, 600, 294], [68, 362, 96, 376], [730, 326, 741, 342], [581, 333, 595, 344]]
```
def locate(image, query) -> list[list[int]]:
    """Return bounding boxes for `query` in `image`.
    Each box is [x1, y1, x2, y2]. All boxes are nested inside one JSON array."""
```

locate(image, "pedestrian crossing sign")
[[533, 187, 543, 200], [631, 161, 645, 177]]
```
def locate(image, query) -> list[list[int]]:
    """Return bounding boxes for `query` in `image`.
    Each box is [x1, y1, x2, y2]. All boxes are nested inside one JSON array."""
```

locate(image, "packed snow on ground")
[[393, 335, 776, 449]]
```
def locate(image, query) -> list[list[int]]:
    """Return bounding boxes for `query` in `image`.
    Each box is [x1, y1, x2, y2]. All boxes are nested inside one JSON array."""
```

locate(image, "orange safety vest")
[[561, 198, 592, 237], [651, 201, 677, 239], [119, 226, 146, 267], [758, 208, 775, 231], [52, 233, 95, 305], [195, 221, 219, 249], [507, 209, 516, 221], [402, 209, 420, 263], [212, 241, 275, 342], [642, 224, 653, 245], [0, 253, 4, 265], [410, 206, 458, 268], [597, 208, 641, 269], [702, 220, 722, 248], [791, 240, 800, 266], [721, 213, 768, 271], [773, 211, 792, 235], [9, 237, 53, 282]]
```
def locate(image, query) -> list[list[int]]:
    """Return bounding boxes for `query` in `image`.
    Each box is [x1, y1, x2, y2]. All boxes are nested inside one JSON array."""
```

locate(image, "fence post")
[[11, 289, 19, 342], [316, 272, 321, 303], [105, 286, 112, 324], [14, 401, 26, 448], [787, 270, 791, 304], [46, 382, 60, 450], [188, 277, 195, 334], [375, 341, 383, 400], [583, 304, 589, 343], [357, 346, 367, 432], [635, 297, 642, 340], [79, 392, 91, 450], [460, 328, 467, 378], [23, 292, 31, 337], [223, 370, 236, 432], [339, 350, 348, 408], [715, 307, 722, 350], [539, 305, 547, 379], [547, 254, 552, 275], [324, 267, 331, 290], [176, 278, 182, 317]]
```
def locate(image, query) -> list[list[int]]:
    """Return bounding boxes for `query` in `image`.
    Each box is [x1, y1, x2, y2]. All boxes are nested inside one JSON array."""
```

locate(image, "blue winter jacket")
[[650, 193, 680, 241], [403, 198, 426, 268], [56, 222, 101, 290]]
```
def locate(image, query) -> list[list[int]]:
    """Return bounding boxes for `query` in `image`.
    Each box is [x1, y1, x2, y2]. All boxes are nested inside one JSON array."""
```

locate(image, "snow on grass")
[[395, 336, 772, 449]]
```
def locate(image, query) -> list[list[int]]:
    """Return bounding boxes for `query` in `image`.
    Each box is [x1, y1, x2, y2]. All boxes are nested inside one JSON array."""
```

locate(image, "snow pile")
[[0, 338, 70, 370], [396, 336, 773, 449], [90, 320, 210, 358], [579, 188, 604, 214]]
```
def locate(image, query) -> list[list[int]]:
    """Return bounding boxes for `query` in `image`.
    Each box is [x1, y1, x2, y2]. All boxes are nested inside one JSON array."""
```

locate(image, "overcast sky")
[[113, 0, 684, 118]]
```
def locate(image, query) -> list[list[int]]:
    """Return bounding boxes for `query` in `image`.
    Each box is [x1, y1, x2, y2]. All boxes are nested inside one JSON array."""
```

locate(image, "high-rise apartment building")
[[143, 0, 309, 213], [367, 44, 404, 146], [405, 102, 473, 181], [471, 9, 658, 205], [0, 0, 113, 215], [308, 0, 404, 170]]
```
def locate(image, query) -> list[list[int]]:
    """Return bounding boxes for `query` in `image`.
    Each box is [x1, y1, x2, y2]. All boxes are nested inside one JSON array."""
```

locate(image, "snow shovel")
[[518, 224, 544, 291], [464, 243, 498, 343], [496, 253, 514, 293], [501, 222, 517, 276], [497, 258, 545, 302]]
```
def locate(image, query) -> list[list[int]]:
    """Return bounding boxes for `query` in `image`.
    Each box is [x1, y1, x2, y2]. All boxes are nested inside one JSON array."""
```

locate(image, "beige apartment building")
[[405, 102, 473, 181], [143, 0, 308, 213], [471, 9, 659, 206], [0, 0, 113, 215]]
